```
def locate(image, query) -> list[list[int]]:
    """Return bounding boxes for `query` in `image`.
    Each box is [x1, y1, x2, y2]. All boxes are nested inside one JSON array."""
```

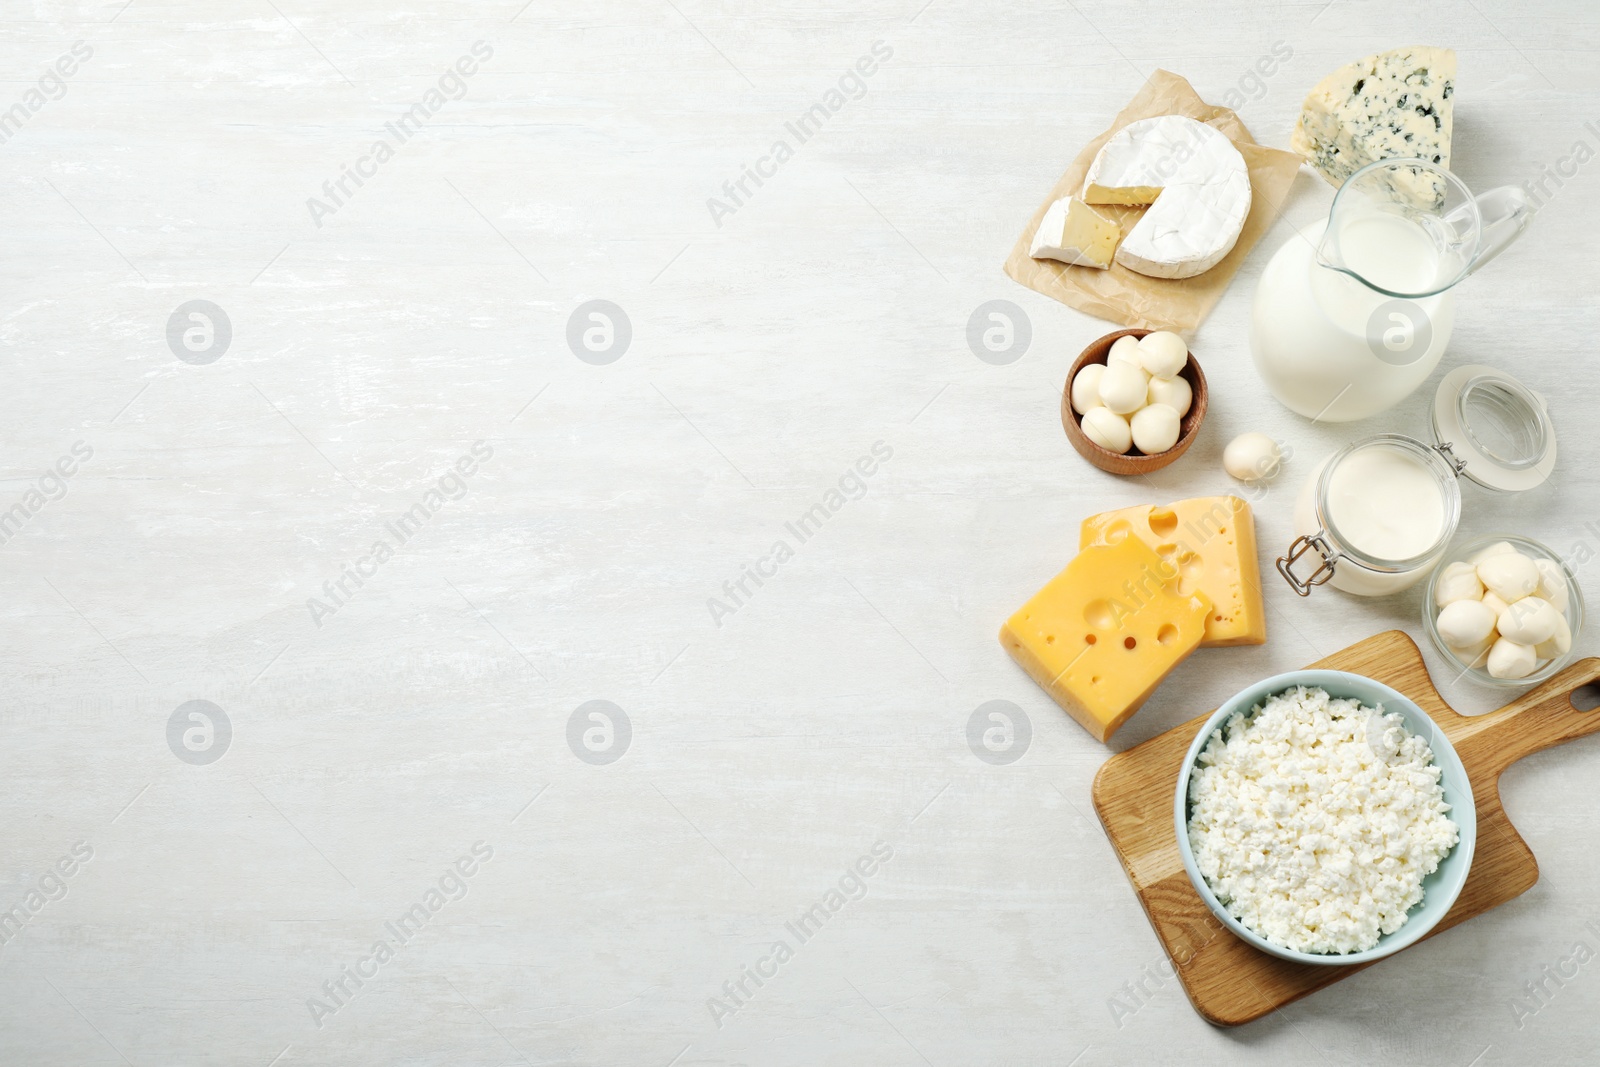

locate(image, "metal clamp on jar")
[[1278, 365, 1557, 597]]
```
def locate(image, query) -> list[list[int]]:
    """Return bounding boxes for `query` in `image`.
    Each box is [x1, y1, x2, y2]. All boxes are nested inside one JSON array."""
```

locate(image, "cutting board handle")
[[1455, 657, 1600, 781]]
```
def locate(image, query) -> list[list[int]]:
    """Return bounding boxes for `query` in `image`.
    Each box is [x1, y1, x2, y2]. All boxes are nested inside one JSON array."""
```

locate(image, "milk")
[[1292, 445, 1451, 596], [1324, 446, 1447, 561], [1250, 216, 1456, 423], [1314, 212, 1446, 325]]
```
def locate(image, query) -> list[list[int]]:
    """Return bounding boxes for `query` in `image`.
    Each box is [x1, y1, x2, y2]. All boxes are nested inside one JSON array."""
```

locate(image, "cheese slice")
[[1291, 46, 1455, 203], [1029, 197, 1120, 268], [1000, 537, 1212, 742], [1080, 495, 1267, 648], [1082, 115, 1252, 279]]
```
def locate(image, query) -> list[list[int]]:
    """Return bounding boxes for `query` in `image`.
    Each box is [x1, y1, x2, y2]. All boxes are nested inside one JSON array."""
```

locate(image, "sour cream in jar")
[[1324, 446, 1448, 561], [1288, 436, 1460, 596]]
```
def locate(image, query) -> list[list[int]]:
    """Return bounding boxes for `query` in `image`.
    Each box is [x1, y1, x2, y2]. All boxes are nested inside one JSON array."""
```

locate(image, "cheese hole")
[[1148, 507, 1179, 537], [1101, 520, 1132, 545], [1084, 599, 1116, 629], [1157, 543, 1178, 559], [1091, 676, 1102, 685], [1123, 636, 1136, 649], [1157, 624, 1178, 645], [1045, 634, 1055, 644]]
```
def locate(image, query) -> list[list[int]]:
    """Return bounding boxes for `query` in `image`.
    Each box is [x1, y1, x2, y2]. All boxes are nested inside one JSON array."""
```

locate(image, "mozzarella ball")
[[1222, 433, 1282, 483], [1436, 599, 1497, 649], [1478, 552, 1540, 602], [1080, 406, 1132, 453], [1098, 361, 1150, 415], [1107, 335, 1144, 367], [1130, 403, 1182, 454], [1433, 562, 1483, 608], [1470, 541, 1519, 565], [1534, 558, 1571, 614], [1146, 374, 1192, 417], [1070, 364, 1106, 415], [1481, 591, 1510, 619], [1497, 596, 1560, 646], [1487, 637, 1538, 680], [1535, 611, 1573, 661], [1136, 331, 1188, 379]]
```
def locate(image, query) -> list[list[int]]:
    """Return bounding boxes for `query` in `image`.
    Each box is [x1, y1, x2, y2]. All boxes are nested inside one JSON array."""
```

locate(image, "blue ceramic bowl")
[[1173, 669, 1476, 966]]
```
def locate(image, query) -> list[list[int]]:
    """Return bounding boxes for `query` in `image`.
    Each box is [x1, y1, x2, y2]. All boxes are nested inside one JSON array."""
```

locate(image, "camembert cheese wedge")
[[1029, 197, 1120, 268], [1080, 496, 1267, 648], [1000, 537, 1212, 742]]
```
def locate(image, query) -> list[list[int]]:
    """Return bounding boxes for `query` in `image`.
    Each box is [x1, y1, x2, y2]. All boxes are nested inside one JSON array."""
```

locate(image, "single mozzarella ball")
[[1534, 611, 1573, 661], [1436, 599, 1497, 649], [1487, 637, 1538, 680], [1136, 331, 1188, 379], [1098, 360, 1150, 414], [1222, 433, 1282, 483], [1433, 562, 1483, 608], [1107, 335, 1144, 367], [1497, 596, 1560, 645], [1481, 591, 1510, 619], [1470, 541, 1520, 565], [1071, 364, 1106, 415], [1080, 406, 1132, 453], [1534, 558, 1571, 614], [1478, 552, 1540, 602], [1130, 403, 1182, 454], [1146, 374, 1192, 417]]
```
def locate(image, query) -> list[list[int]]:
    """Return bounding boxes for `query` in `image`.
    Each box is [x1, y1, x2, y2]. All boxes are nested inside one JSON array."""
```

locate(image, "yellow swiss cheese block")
[[999, 537, 1212, 743], [1079, 495, 1267, 648]]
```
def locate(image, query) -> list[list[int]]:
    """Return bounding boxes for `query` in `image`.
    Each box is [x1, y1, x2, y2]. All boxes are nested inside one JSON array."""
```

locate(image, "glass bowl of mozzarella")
[[1424, 535, 1584, 688]]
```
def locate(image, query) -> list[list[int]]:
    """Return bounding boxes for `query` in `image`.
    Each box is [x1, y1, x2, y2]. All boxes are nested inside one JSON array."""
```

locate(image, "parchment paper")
[[1003, 70, 1302, 335]]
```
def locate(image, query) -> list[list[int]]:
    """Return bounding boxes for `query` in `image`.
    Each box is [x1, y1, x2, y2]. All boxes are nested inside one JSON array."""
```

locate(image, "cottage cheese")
[[1186, 686, 1459, 955]]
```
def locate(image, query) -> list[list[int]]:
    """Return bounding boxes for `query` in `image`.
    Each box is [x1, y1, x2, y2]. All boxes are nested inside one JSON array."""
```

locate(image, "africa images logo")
[[0, 41, 92, 147], [0, 841, 93, 952], [306, 842, 493, 1028], [0, 441, 92, 548], [305, 41, 494, 227], [706, 441, 892, 628], [306, 441, 493, 627], [705, 40, 893, 227], [705, 841, 893, 1029]]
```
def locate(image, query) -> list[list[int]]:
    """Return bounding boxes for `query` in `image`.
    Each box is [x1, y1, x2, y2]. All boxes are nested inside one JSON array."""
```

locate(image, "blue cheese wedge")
[[1030, 197, 1120, 268], [1082, 115, 1252, 279], [1291, 46, 1455, 198]]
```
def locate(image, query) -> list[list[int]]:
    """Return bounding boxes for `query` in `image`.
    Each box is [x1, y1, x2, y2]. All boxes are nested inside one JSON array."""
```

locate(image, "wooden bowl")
[[1061, 328, 1207, 475]]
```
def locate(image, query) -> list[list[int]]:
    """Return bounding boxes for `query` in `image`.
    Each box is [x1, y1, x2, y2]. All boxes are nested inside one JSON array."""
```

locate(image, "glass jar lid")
[[1430, 364, 1557, 493]]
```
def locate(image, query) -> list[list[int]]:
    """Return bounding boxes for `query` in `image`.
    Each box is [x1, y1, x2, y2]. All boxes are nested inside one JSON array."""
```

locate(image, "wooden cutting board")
[[1091, 629, 1600, 1026]]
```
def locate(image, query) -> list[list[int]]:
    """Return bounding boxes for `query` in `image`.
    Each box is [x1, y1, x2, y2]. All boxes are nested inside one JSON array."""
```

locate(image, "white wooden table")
[[3, 2, 1597, 1063]]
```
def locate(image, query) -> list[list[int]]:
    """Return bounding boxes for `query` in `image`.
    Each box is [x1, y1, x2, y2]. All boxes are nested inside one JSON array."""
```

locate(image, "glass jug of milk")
[[1251, 159, 1531, 423]]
